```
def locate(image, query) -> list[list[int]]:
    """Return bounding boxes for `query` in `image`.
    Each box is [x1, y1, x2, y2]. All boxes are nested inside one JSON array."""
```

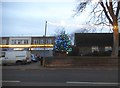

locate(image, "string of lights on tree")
[[53, 31, 72, 54]]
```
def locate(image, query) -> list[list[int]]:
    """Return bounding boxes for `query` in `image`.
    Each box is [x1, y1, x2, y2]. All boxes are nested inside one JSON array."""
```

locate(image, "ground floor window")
[[91, 46, 99, 52], [105, 46, 112, 51]]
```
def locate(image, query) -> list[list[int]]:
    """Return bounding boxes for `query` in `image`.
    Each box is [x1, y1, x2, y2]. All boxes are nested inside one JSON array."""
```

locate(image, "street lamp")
[[42, 21, 47, 67], [44, 21, 47, 56]]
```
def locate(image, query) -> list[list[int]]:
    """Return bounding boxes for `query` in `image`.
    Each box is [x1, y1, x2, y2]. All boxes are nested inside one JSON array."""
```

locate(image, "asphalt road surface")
[[2, 67, 119, 86]]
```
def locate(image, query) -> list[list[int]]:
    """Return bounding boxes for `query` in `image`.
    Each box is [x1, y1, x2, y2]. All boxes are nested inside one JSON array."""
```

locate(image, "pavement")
[[1, 61, 118, 70]]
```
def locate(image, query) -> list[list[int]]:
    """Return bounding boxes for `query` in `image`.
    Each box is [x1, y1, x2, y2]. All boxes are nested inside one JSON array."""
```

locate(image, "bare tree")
[[54, 27, 66, 36], [75, 0, 120, 57]]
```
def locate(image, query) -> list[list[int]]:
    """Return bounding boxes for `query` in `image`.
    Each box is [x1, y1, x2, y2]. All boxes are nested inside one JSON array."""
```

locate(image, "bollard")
[[40, 57, 45, 67], [42, 59, 45, 67]]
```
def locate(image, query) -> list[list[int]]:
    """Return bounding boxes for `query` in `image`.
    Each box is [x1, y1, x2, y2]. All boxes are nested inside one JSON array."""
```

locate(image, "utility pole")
[[45, 21, 47, 37], [44, 21, 47, 56], [43, 21, 47, 67]]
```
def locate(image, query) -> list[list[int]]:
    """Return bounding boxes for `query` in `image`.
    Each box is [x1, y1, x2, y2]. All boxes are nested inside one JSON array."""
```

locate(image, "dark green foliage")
[[53, 31, 72, 54]]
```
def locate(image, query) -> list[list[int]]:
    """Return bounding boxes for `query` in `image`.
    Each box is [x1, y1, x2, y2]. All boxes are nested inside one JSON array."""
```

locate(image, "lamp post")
[[45, 21, 47, 37], [43, 21, 47, 67], [44, 21, 47, 56]]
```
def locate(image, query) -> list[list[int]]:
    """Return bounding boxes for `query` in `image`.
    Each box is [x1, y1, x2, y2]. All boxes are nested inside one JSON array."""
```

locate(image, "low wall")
[[44, 56, 118, 67]]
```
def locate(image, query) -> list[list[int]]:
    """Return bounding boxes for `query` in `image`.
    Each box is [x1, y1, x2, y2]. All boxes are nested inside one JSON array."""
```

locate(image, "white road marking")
[[2, 80, 21, 83], [66, 81, 119, 85]]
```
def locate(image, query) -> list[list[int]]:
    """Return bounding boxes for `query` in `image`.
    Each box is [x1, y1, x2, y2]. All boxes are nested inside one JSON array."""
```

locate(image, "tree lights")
[[53, 31, 72, 55]]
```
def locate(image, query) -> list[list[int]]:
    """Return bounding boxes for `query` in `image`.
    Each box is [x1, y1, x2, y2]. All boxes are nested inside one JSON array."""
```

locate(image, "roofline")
[[1, 35, 55, 38], [75, 33, 113, 34]]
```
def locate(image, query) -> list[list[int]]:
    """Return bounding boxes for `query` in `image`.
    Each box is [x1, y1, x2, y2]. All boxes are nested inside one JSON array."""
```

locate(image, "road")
[[2, 66, 119, 86]]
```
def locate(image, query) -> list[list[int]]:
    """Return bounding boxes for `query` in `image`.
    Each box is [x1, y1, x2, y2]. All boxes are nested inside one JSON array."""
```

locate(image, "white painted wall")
[[9, 37, 31, 45]]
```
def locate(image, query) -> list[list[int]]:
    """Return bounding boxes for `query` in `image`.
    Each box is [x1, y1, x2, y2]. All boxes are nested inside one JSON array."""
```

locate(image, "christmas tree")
[[53, 31, 72, 55]]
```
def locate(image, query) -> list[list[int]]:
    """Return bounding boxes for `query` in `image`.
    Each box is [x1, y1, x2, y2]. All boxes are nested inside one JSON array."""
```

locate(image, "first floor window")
[[2, 40, 7, 44], [11, 40, 17, 44], [24, 40, 28, 44]]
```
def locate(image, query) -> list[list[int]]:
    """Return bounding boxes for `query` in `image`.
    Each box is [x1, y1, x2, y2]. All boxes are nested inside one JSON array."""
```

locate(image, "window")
[[105, 46, 112, 51], [49, 39, 52, 44], [18, 40, 22, 44], [11, 40, 17, 44], [24, 40, 28, 44], [33, 40, 37, 44], [92, 46, 99, 52], [46, 39, 52, 44], [46, 39, 49, 44], [13, 48, 24, 50], [33, 40, 39, 44], [40, 39, 44, 44], [2, 40, 7, 44]]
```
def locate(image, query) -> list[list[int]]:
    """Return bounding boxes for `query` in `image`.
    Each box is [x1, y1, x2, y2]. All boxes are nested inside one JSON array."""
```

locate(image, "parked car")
[[0, 51, 6, 65], [35, 53, 42, 61], [31, 54, 38, 62], [1, 51, 31, 65], [0, 57, 2, 65]]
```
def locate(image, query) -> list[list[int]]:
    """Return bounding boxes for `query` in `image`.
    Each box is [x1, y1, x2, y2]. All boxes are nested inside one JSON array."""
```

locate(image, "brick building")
[[75, 33, 120, 56]]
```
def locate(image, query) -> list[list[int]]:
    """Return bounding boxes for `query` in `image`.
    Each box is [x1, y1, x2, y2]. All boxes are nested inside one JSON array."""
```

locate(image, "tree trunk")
[[111, 22, 119, 57]]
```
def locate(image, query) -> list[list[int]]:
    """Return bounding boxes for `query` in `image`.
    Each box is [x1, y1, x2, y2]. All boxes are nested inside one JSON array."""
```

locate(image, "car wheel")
[[3, 63, 7, 66], [16, 61, 22, 65]]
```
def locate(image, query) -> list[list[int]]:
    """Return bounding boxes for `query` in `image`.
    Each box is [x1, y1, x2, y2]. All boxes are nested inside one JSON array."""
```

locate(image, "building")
[[31, 36, 55, 57], [0, 36, 55, 57], [75, 33, 120, 55]]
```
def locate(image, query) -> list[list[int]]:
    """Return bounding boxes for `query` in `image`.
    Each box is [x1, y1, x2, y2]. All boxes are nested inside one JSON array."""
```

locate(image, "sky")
[[1, 0, 119, 37]]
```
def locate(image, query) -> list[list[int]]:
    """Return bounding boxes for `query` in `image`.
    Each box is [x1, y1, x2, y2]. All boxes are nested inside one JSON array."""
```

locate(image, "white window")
[[92, 46, 99, 52], [105, 46, 112, 51]]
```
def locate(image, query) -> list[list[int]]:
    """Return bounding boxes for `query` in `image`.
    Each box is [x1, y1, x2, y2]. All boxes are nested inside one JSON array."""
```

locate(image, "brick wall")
[[44, 56, 118, 67]]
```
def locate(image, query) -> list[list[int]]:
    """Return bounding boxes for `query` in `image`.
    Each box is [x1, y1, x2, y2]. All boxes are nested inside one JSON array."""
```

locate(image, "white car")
[[0, 56, 7, 65]]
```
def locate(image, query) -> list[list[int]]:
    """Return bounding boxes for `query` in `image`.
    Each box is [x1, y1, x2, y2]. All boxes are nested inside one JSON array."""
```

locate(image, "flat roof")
[[75, 33, 120, 47]]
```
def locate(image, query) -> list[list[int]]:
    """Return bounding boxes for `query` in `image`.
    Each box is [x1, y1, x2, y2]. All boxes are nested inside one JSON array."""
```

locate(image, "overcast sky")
[[1, 0, 118, 37]]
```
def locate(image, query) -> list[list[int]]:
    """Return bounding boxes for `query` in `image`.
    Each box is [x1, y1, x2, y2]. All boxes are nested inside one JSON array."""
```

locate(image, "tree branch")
[[90, 3, 99, 14], [116, 1, 120, 18], [105, 1, 115, 22], [109, 0, 116, 20], [100, 1, 113, 25], [94, 22, 111, 26]]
